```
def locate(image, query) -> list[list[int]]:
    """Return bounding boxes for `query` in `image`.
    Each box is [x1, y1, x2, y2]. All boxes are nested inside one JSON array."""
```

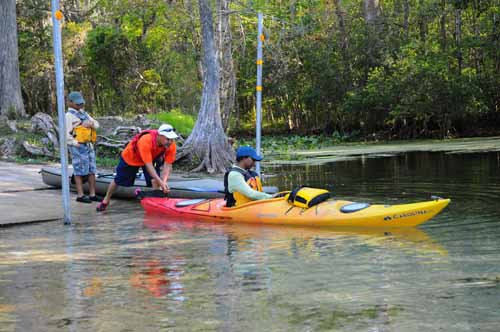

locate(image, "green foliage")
[[340, 42, 491, 138], [148, 110, 195, 136], [15, 0, 500, 139], [95, 155, 119, 169]]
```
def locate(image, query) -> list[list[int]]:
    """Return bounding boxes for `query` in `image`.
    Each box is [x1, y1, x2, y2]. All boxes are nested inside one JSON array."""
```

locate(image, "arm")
[[161, 142, 176, 186], [144, 162, 164, 185], [83, 113, 99, 129], [162, 162, 172, 184], [65, 113, 79, 146], [228, 172, 272, 201]]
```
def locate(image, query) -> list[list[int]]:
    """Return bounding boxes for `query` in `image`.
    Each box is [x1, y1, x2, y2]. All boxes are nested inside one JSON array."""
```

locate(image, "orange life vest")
[[128, 130, 165, 162]]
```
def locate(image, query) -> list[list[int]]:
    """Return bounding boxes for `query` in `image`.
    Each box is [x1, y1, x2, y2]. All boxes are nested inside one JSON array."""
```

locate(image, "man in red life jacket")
[[96, 124, 178, 212]]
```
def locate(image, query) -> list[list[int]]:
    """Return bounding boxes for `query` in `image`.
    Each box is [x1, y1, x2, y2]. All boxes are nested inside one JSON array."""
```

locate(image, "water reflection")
[[129, 258, 185, 299], [144, 215, 449, 259], [1, 151, 500, 331]]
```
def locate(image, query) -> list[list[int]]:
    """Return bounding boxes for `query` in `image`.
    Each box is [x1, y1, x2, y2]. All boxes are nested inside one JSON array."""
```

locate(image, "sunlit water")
[[1, 152, 500, 331]]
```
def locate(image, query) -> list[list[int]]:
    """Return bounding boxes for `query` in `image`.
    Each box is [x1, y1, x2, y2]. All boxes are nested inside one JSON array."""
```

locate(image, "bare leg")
[[102, 180, 118, 205], [88, 174, 96, 197], [74, 176, 85, 197]]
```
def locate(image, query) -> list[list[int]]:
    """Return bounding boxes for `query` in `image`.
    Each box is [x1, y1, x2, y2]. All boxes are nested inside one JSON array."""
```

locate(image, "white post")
[[255, 12, 264, 176], [51, 1, 71, 225]]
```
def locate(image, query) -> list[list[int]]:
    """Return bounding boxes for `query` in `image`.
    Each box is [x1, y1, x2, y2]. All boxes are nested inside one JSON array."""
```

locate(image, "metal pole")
[[51, 1, 72, 225], [255, 12, 264, 176]]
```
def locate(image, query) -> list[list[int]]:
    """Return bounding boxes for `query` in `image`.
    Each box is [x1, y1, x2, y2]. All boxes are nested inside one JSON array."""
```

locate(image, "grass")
[[96, 156, 118, 169], [147, 109, 195, 136], [7, 155, 54, 164]]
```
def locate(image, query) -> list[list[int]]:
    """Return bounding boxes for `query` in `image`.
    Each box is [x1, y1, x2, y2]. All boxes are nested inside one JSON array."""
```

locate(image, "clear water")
[[1, 152, 500, 331]]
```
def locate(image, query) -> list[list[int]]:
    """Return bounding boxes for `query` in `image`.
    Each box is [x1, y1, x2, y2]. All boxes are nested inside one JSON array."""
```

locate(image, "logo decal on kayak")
[[384, 210, 430, 221]]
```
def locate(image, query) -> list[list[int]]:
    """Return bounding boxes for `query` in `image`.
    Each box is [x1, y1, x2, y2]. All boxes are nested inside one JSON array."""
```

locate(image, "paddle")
[[136, 188, 224, 200], [136, 189, 168, 199], [96, 172, 224, 193]]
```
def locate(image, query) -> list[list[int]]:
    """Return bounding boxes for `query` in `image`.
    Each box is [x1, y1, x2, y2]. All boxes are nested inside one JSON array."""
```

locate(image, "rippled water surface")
[[1, 152, 500, 331]]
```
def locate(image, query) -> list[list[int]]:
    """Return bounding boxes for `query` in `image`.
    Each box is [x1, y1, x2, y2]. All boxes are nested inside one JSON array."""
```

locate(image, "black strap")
[[288, 186, 304, 203], [224, 169, 236, 207], [224, 167, 259, 207], [68, 109, 90, 124]]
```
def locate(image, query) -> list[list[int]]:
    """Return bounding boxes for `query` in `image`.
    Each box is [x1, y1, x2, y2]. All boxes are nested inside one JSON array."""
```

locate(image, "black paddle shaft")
[[136, 189, 168, 200]]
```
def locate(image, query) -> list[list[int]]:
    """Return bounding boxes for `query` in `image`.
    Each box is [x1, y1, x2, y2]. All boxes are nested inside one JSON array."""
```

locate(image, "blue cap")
[[236, 146, 263, 161], [68, 91, 85, 105]]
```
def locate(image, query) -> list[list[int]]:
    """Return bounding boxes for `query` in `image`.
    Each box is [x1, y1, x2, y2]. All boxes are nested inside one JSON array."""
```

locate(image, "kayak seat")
[[175, 199, 207, 207], [340, 202, 370, 213]]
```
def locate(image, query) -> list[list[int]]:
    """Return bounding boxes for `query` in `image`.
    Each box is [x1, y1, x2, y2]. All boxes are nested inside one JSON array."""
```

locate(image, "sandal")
[[96, 201, 108, 212], [89, 195, 103, 202]]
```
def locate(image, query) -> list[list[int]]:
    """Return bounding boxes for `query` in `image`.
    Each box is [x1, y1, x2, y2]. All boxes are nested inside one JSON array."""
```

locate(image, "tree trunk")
[[471, 2, 482, 74], [185, 0, 204, 81], [0, 0, 26, 118], [440, 0, 447, 50], [334, 0, 350, 90], [177, 0, 234, 174], [216, 0, 236, 132], [403, 0, 410, 40], [363, 0, 381, 82], [494, 13, 500, 72], [455, 8, 463, 74], [364, 0, 381, 25], [418, 0, 427, 41]]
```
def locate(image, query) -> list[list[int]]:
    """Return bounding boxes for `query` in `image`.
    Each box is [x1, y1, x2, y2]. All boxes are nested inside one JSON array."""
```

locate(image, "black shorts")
[[114, 157, 161, 187]]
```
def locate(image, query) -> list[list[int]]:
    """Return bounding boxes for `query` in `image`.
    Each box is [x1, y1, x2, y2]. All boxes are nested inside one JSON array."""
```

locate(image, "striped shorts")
[[69, 143, 96, 176]]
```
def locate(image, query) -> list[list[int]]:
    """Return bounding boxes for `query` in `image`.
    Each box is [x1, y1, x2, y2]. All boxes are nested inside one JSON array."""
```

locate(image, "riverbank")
[[2, 136, 499, 226]]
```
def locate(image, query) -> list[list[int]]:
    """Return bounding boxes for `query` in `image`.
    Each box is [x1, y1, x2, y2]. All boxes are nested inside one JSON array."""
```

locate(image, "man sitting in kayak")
[[224, 146, 272, 207], [96, 124, 178, 212]]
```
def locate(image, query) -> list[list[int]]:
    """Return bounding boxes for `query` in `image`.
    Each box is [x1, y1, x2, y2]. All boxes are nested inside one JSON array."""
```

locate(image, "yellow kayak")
[[140, 195, 450, 228]]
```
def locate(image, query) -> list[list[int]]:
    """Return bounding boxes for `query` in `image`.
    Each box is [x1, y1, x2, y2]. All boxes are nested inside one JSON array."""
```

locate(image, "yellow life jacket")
[[233, 176, 263, 206], [69, 109, 97, 143], [73, 126, 97, 143], [224, 167, 263, 207], [287, 186, 331, 209]]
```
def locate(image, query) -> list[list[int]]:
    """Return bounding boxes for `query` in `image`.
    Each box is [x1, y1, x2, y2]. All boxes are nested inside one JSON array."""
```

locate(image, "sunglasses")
[[160, 127, 176, 133]]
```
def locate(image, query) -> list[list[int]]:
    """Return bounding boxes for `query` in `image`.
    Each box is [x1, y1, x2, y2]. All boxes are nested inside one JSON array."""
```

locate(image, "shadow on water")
[[1, 151, 500, 331]]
